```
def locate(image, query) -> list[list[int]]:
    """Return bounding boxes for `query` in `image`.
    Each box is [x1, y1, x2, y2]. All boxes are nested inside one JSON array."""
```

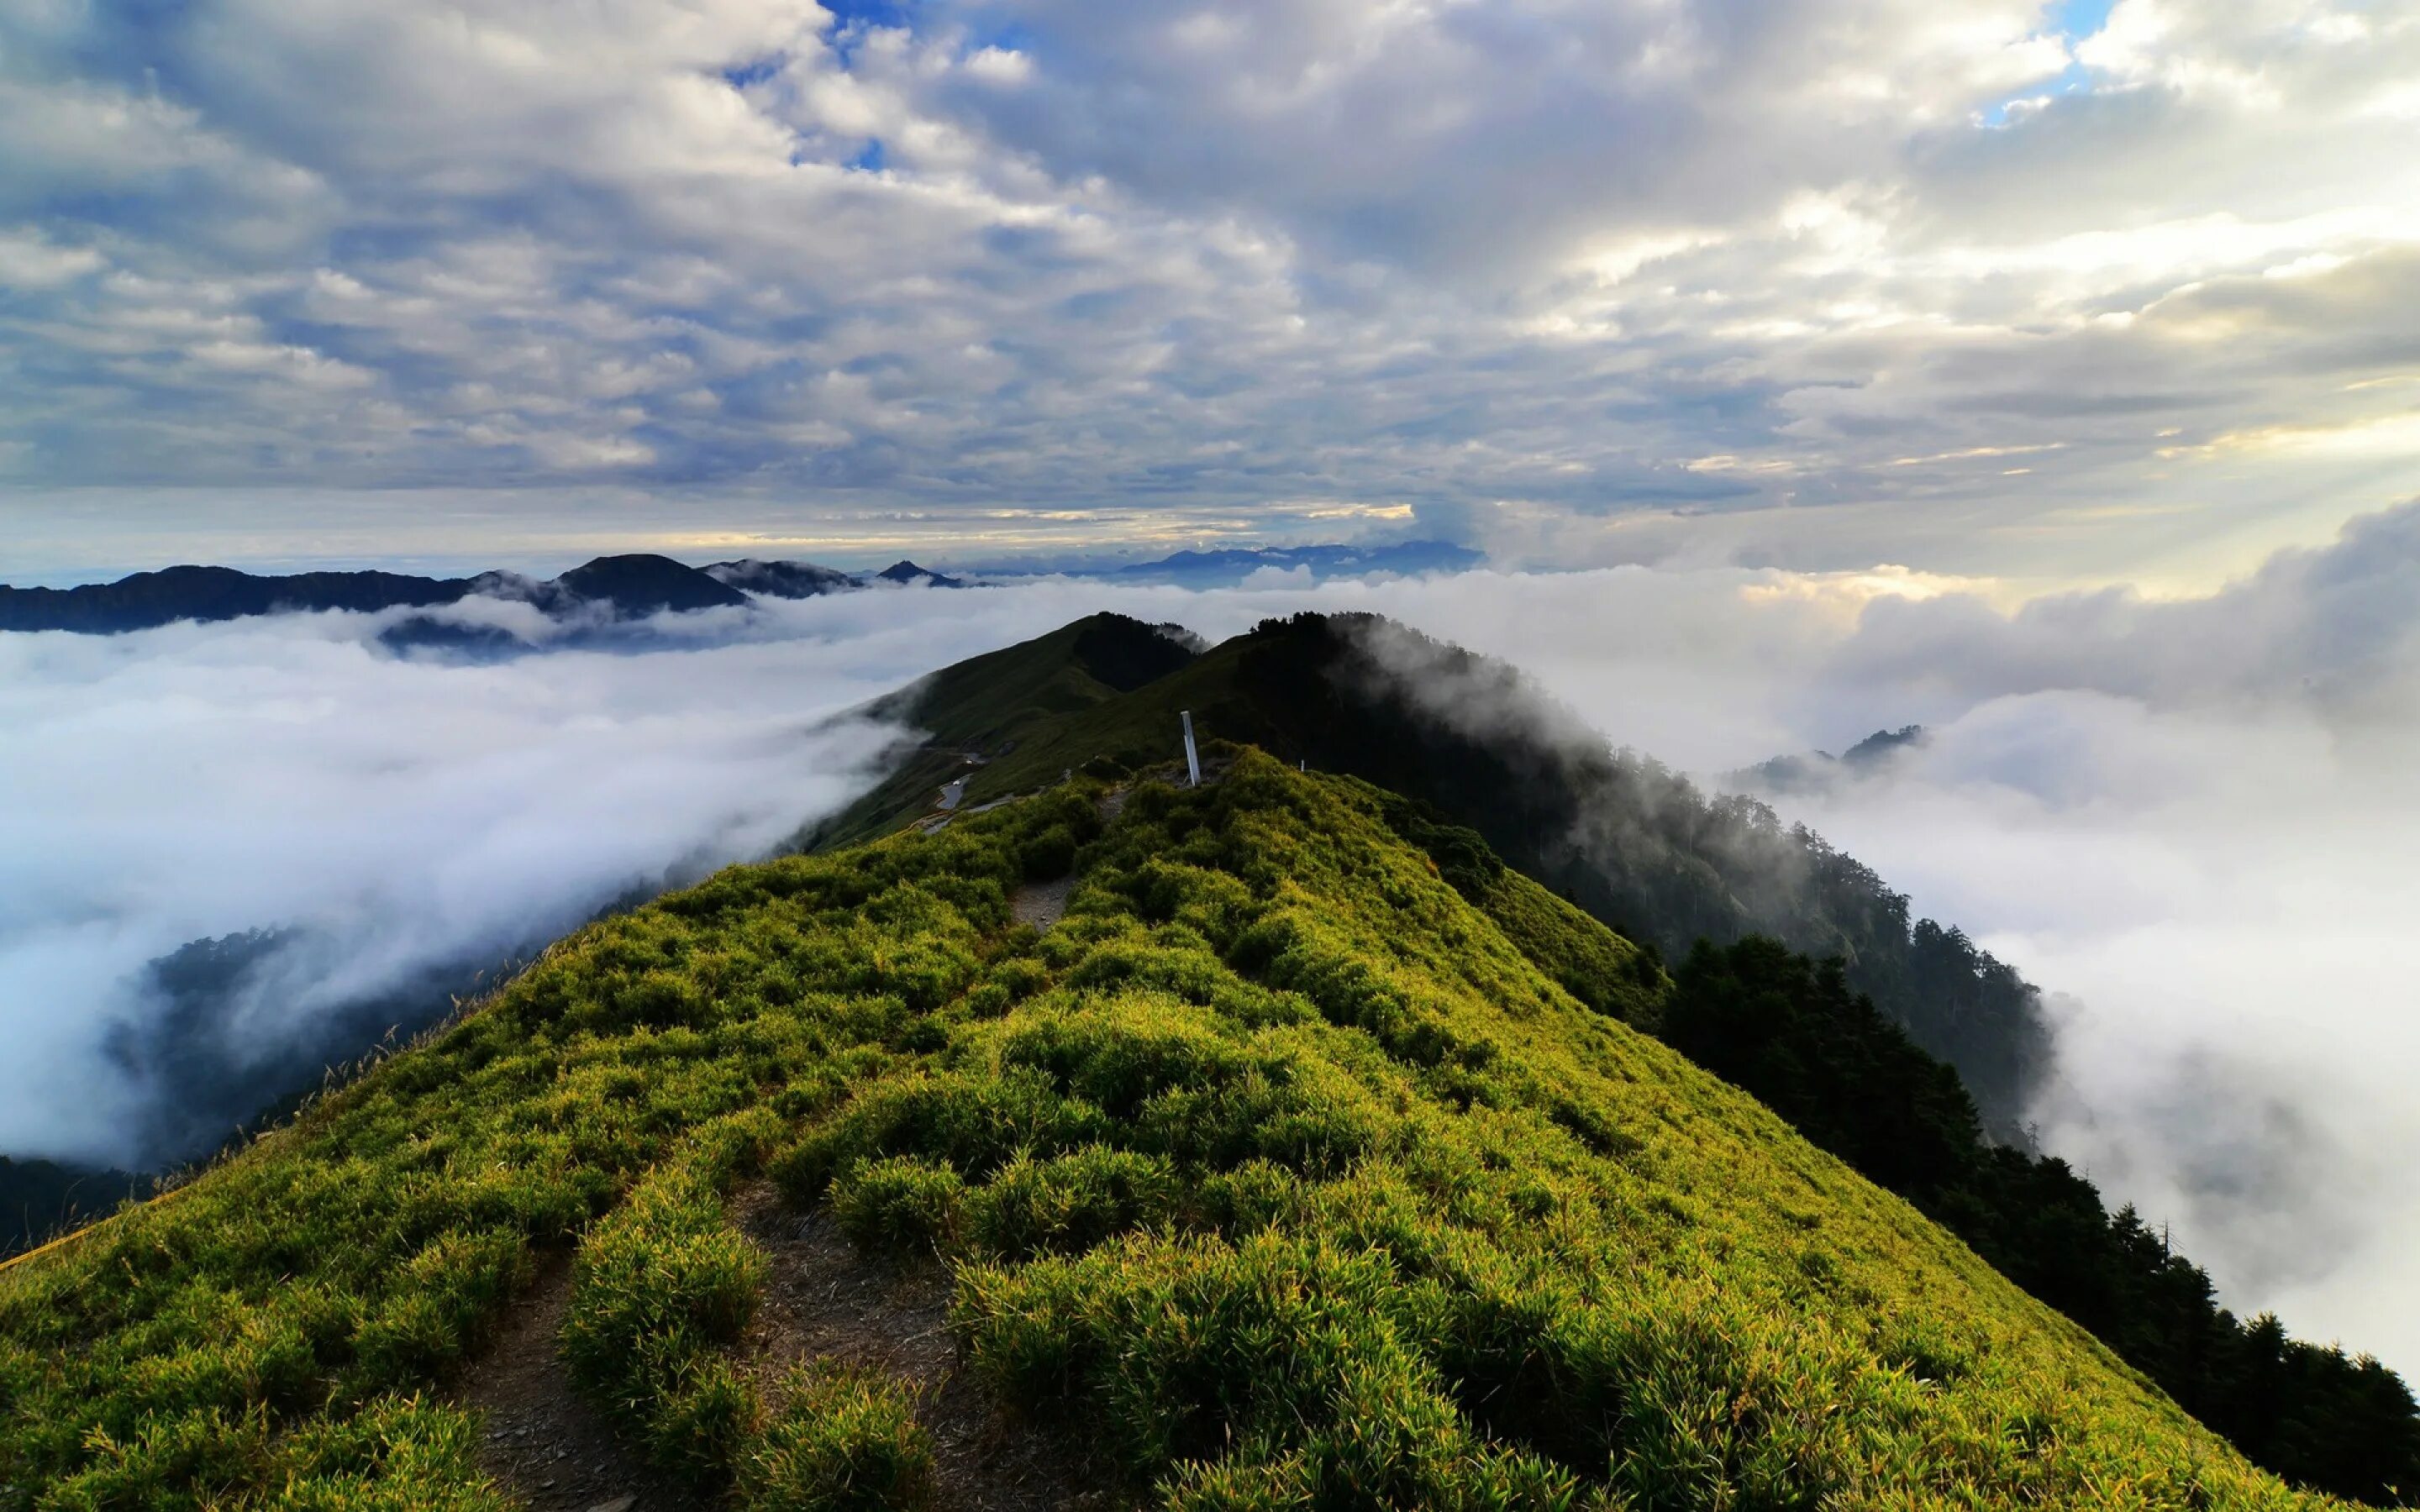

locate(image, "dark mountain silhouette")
[[95, 928, 496, 1170], [3, 540, 1489, 635], [549, 554, 749, 614], [3, 553, 828, 634], [0, 564, 476, 633], [1734, 722, 1930, 794], [702, 558, 860, 598], [874, 559, 967, 588], [0, 1156, 144, 1262]]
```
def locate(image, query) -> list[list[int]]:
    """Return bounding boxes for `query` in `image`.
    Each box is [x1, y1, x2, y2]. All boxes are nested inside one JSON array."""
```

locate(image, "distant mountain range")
[[1064, 539, 1483, 585], [0, 541, 1475, 635], [0, 553, 962, 636]]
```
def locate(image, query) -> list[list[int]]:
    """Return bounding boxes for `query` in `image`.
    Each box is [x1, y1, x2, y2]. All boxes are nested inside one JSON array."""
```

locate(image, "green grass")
[[809, 612, 1197, 848], [0, 753, 2346, 1509], [741, 1366, 933, 1512]]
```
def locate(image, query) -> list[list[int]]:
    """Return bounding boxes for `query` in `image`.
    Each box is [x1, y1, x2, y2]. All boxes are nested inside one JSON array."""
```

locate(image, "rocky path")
[[457, 1257, 699, 1512]]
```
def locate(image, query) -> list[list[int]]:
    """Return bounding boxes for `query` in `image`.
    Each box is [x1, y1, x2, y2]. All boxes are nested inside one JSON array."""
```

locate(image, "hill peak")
[[549, 554, 750, 614], [875, 559, 966, 588]]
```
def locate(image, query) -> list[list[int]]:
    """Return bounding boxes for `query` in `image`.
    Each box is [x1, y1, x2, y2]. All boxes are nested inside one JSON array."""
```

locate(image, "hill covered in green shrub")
[[0, 753, 2362, 1509]]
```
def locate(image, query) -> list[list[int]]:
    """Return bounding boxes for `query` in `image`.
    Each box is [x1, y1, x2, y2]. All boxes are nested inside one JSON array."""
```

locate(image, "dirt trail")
[[456, 1256, 702, 1512], [734, 1188, 1114, 1511]]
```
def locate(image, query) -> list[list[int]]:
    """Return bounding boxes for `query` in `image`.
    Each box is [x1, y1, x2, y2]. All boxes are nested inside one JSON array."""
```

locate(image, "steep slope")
[[811, 612, 2420, 1503], [0, 756, 2344, 1509]]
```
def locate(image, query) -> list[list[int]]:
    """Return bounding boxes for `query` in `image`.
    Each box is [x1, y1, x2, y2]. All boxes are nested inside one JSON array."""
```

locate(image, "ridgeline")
[[5, 611, 2412, 1509], [0, 756, 2373, 1509]]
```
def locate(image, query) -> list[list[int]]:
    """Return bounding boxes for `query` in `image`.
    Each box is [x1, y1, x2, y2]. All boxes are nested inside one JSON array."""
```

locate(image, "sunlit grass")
[[0, 757, 2338, 1509]]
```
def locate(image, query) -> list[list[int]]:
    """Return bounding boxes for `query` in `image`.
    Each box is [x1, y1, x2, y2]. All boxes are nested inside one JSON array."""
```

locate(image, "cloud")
[[3, 0, 2418, 581], [6, 501, 2420, 1376], [0, 599, 918, 1165], [0, 575, 1357, 1168]]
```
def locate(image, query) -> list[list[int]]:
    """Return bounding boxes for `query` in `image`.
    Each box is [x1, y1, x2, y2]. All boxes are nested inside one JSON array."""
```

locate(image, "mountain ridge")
[[0, 553, 760, 635], [815, 612, 2047, 1135], [0, 541, 1490, 634], [805, 609, 2420, 1499], [8, 610, 2412, 1505], [0, 753, 2361, 1509]]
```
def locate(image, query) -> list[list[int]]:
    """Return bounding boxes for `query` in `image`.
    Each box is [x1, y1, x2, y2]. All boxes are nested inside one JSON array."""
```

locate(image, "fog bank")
[[6, 511, 2416, 1373]]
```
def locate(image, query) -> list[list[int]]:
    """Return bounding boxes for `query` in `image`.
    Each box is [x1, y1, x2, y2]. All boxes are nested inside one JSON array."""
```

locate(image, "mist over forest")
[[7, 502, 2418, 1381]]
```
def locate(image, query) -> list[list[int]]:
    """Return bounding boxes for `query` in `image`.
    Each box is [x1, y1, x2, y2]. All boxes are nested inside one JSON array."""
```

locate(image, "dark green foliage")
[[830, 1156, 966, 1254], [965, 1147, 1180, 1259], [1019, 822, 1080, 881], [1665, 939, 1980, 1198], [1665, 936, 2420, 1506]]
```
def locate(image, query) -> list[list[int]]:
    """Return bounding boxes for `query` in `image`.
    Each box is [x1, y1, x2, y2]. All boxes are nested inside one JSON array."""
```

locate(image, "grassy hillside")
[[0, 753, 2335, 1509], [805, 613, 1197, 850], [813, 612, 2049, 1148]]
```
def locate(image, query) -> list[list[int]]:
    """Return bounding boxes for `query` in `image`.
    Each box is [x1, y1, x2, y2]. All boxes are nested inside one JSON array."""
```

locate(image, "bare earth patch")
[[734, 1186, 1118, 1512], [1008, 876, 1075, 932], [456, 1255, 703, 1512]]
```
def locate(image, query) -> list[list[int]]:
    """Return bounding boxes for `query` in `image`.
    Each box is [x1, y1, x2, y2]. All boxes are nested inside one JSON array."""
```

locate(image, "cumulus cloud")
[[4, 0, 2418, 581]]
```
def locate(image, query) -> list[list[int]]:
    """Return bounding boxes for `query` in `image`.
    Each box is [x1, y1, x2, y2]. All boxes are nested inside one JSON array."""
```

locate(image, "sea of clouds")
[[6, 502, 2418, 1373]]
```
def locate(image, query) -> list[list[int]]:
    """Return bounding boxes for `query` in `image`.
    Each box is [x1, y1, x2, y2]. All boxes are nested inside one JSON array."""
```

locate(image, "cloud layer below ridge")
[[6, 501, 2419, 1371]]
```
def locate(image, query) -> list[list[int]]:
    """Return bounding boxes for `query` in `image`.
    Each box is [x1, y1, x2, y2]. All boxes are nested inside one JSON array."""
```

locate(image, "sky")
[[7, 0, 2420, 587]]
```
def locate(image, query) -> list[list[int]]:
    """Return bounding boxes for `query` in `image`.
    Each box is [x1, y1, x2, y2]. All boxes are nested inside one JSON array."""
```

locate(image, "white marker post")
[[1181, 710, 1202, 787]]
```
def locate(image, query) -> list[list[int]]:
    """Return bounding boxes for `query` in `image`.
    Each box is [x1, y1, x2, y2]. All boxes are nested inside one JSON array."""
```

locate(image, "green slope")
[[0, 754, 2335, 1509], [815, 613, 2420, 1503], [805, 612, 1198, 850], [818, 612, 2054, 1134]]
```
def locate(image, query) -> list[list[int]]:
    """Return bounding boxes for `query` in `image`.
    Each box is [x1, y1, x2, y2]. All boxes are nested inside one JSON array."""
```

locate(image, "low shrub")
[[743, 1366, 935, 1512]]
